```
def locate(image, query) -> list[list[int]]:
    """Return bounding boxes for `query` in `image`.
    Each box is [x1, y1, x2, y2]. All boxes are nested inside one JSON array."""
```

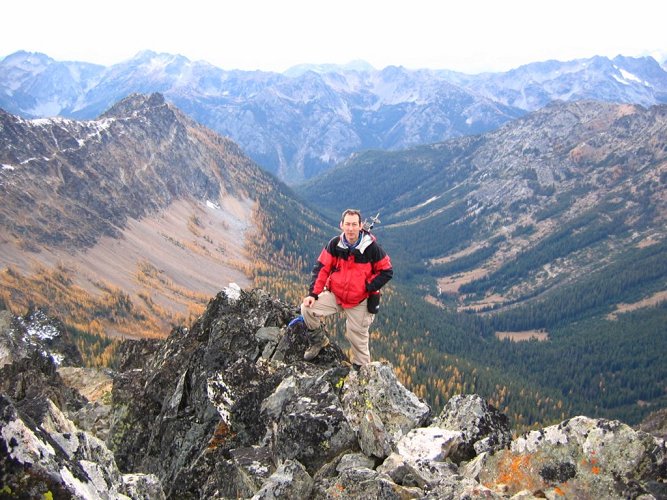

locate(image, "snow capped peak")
[[30, 116, 74, 126]]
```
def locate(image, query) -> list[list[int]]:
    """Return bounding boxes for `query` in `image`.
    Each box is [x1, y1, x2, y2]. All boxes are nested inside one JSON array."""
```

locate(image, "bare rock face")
[[105, 287, 442, 497], [0, 307, 162, 497], [639, 407, 667, 441], [0, 363, 163, 499]]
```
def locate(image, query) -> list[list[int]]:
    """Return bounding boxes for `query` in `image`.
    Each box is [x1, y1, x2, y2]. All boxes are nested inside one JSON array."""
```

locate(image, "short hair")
[[340, 208, 362, 224]]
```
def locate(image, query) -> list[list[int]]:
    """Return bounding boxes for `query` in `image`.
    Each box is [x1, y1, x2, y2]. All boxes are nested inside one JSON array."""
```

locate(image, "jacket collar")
[[337, 230, 374, 254]]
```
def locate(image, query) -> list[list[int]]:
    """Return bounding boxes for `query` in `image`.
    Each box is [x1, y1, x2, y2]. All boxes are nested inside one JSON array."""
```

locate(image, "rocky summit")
[[1, 288, 665, 499]]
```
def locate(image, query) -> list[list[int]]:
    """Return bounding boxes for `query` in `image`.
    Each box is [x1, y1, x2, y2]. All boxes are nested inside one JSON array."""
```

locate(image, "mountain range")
[[1, 89, 665, 426], [2, 50, 667, 183]]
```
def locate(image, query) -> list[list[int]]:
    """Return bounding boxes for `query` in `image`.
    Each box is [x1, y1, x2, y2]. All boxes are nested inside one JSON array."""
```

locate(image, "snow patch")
[[2, 164, 15, 170], [26, 322, 60, 341], [75, 119, 114, 149], [612, 74, 631, 86], [416, 195, 440, 208], [146, 55, 171, 75], [206, 199, 221, 210], [613, 66, 649, 86], [48, 352, 65, 366], [30, 116, 72, 127]]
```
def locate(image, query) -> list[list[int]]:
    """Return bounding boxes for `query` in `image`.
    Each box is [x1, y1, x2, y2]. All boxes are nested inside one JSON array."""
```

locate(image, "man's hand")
[[302, 296, 316, 308]]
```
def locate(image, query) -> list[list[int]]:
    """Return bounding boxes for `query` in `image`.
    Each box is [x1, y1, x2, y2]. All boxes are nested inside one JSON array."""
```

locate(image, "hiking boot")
[[304, 336, 330, 361]]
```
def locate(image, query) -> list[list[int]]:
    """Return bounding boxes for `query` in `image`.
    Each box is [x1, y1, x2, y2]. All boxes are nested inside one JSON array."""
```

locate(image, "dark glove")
[[367, 292, 381, 314]]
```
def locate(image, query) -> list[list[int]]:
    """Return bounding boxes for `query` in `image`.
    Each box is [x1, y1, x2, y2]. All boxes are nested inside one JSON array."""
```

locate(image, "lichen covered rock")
[[476, 416, 666, 498]]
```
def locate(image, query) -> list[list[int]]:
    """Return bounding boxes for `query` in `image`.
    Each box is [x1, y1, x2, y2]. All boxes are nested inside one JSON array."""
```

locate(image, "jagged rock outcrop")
[[105, 288, 666, 498], [0, 308, 83, 368], [0, 312, 163, 498], [1, 291, 665, 498], [1, 392, 164, 499]]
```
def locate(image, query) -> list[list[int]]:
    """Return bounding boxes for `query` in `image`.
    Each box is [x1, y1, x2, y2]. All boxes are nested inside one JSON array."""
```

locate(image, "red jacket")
[[309, 230, 393, 308]]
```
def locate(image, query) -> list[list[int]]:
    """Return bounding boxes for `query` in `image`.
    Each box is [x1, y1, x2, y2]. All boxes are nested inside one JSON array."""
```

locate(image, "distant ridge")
[[3, 51, 666, 182], [283, 59, 376, 76]]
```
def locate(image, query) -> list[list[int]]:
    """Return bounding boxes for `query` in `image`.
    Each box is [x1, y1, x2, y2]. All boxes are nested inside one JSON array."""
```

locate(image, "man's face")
[[340, 213, 361, 244]]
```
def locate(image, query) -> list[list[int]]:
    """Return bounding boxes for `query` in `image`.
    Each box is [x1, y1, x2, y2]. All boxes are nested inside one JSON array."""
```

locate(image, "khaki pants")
[[301, 291, 375, 366]]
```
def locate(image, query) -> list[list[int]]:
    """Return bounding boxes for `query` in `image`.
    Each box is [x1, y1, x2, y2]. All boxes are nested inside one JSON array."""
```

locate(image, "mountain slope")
[[298, 100, 667, 424], [0, 93, 326, 339]]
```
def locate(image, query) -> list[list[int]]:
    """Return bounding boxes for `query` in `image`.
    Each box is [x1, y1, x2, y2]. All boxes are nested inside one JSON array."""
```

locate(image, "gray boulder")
[[341, 362, 432, 459], [251, 459, 314, 499], [266, 368, 358, 474], [432, 393, 512, 463], [377, 450, 459, 490]]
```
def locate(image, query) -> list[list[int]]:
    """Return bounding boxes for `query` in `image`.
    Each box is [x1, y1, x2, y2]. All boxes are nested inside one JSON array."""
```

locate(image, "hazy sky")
[[3, 0, 665, 73]]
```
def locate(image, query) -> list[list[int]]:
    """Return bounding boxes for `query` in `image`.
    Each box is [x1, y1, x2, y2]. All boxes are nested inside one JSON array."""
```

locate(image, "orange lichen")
[[490, 453, 542, 492], [579, 451, 602, 476]]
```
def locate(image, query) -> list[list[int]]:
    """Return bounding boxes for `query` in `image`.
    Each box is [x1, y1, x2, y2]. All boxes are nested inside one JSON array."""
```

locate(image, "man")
[[301, 208, 393, 368]]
